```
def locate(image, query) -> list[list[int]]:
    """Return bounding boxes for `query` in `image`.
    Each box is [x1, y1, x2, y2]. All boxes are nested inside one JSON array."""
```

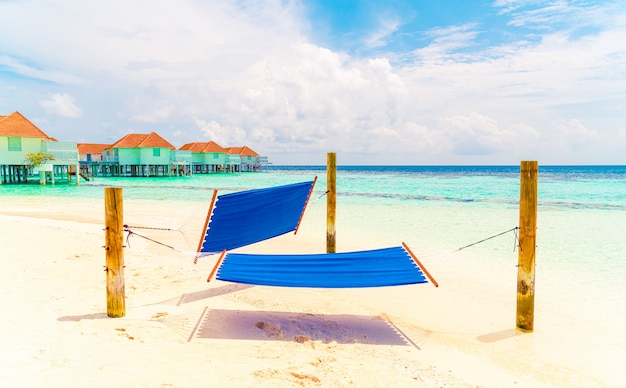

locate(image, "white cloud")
[[553, 119, 597, 140], [504, 2, 576, 28], [438, 112, 521, 156], [40, 93, 82, 118], [130, 107, 174, 123], [364, 17, 401, 49], [0, 55, 84, 84], [194, 118, 246, 146], [412, 24, 481, 63]]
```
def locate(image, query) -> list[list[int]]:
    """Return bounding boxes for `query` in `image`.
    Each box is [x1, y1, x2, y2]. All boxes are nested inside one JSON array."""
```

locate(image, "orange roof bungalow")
[[225, 146, 266, 172], [77, 143, 109, 162], [0, 111, 80, 184], [101, 132, 191, 177], [77, 143, 110, 177], [179, 141, 228, 173]]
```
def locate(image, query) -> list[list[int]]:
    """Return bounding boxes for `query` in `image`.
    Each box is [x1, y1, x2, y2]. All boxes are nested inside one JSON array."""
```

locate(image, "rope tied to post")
[[124, 225, 175, 231], [123, 224, 181, 252], [311, 190, 329, 203], [454, 227, 519, 252]]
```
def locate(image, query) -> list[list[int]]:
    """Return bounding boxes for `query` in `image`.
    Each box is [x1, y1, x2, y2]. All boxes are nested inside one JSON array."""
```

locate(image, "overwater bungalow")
[[225, 146, 267, 172], [179, 141, 229, 173], [77, 143, 109, 177], [100, 132, 192, 177], [0, 111, 81, 185], [2, 110, 269, 182]]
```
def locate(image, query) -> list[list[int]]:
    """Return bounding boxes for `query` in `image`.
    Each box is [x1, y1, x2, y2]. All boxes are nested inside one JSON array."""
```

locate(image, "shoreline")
[[1, 195, 623, 387]]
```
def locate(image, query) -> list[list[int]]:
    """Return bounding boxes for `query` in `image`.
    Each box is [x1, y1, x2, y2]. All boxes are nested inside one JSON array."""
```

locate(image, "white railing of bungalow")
[[37, 141, 81, 183], [42, 141, 79, 163]]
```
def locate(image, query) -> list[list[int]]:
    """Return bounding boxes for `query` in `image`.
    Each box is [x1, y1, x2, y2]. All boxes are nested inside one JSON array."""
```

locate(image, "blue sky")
[[306, 1, 503, 55], [1, 0, 625, 165]]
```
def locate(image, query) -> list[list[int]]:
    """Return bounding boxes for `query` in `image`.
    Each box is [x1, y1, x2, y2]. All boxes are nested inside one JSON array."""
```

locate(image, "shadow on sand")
[[158, 283, 254, 306], [58, 312, 110, 321], [179, 308, 413, 346], [57, 284, 253, 322], [477, 329, 520, 343]]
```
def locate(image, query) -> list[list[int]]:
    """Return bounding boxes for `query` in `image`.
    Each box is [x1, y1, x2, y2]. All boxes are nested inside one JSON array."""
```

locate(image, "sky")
[[1, 0, 625, 165]]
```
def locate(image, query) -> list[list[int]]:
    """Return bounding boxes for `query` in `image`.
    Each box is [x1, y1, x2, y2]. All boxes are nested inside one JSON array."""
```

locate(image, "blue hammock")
[[208, 244, 437, 288], [198, 179, 316, 253]]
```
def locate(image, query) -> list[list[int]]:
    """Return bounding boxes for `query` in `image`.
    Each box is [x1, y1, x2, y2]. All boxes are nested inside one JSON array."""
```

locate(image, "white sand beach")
[[0, 196, 622, 387]]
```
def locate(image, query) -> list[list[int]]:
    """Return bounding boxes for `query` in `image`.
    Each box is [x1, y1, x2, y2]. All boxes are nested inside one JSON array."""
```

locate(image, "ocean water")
[[1, 164, 624, 259]]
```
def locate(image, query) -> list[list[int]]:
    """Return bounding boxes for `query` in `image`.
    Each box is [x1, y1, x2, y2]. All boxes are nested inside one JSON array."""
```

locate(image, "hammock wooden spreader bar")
[[402, 241, 439, 287], [194, 189, 218, 264], [207, 250, 227, 282], [294, 176, 317, 235]]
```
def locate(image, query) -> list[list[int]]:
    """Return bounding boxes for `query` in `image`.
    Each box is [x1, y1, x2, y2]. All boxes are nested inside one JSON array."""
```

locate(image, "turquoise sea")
[[3, 164, 625, 206], [1, 164, 624, 259]]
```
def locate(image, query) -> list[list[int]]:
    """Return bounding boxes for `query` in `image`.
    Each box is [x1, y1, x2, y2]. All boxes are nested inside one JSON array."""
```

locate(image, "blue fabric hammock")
[[198, 180, 316, 253], [209, 245, 436, 288], [197, 180, 437, 289]]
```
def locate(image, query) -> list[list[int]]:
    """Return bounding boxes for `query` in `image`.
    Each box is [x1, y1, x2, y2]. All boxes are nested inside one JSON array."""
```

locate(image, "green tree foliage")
[[25, 152, 55, 168]]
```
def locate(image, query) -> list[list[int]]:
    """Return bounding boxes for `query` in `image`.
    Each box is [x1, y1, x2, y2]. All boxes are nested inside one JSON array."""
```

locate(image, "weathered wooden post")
[[516, 161, 538, 332], [326, 152, 336, 253], [105, 187, 125, 318]]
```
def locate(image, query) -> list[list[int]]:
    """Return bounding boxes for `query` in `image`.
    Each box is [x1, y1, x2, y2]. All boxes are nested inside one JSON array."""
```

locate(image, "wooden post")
[[105, 187, 125, 318], [326, 152, 336, 253], [516, 161, 538, 332]]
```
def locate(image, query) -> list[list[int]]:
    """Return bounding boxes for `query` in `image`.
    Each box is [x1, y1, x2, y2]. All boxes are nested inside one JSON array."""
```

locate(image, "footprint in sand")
[[255, 321, 286, 339], [151, 312, 169, 320]]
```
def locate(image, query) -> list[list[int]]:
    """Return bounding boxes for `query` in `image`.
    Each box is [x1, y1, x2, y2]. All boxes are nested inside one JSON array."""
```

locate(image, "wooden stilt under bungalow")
[[0, 165, 28, 184]]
